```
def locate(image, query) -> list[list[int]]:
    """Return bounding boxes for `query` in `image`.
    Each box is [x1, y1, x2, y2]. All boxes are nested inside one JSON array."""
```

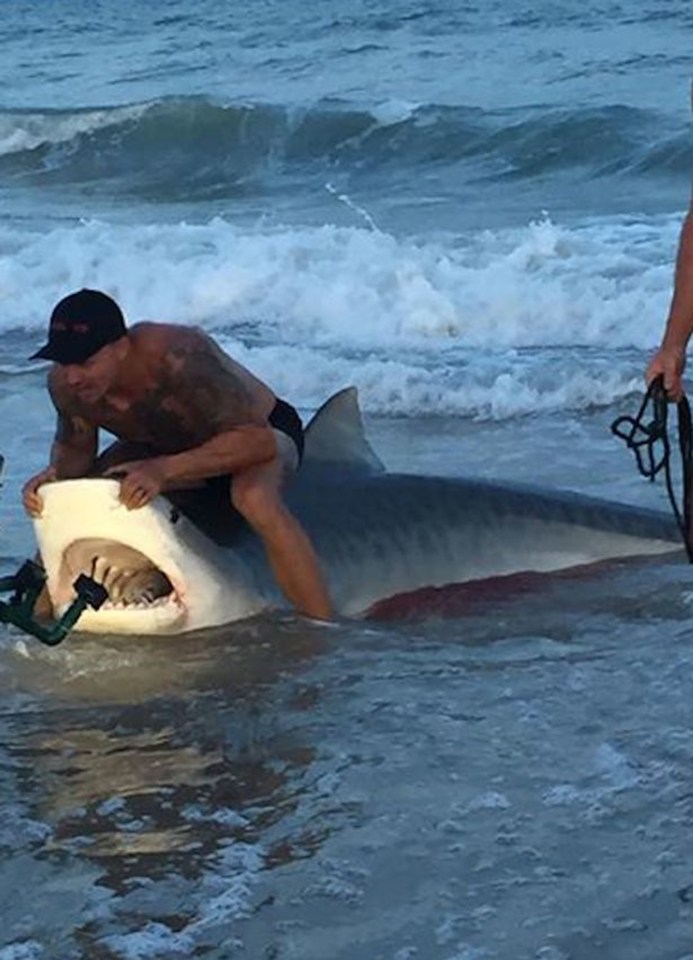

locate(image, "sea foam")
[[1, 212, 682, 418]]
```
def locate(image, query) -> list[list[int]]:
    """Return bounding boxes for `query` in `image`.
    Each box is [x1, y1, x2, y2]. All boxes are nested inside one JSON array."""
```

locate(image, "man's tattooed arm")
[[48, 373, 98, 478]]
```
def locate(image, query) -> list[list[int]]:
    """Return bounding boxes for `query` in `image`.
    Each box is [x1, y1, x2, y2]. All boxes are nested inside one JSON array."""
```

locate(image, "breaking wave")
[[0, 95, 689, 202]]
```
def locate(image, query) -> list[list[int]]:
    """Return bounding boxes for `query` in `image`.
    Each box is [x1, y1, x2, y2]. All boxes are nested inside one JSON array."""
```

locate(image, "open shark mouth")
[[60, 538, 183, 615], [33, 476, 264, 635]]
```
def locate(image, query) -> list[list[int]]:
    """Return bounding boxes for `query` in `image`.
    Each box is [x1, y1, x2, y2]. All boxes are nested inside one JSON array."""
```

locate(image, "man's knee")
[[231, 474, 284, 530]]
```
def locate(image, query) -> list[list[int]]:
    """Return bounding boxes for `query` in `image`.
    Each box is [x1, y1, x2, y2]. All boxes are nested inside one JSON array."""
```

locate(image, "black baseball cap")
[[30, 289, 127, 364]]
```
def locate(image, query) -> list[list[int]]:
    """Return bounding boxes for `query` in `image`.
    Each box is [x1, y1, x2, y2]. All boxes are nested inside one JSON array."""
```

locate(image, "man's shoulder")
[[130, 321, 208, 358], [130, 320, 184, 342]]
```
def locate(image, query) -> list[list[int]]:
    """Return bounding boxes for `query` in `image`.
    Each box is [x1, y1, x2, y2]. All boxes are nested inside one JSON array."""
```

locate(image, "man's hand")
[[646, 343, 686, 402], [105, 459, 168, 510], [22, 466, 57, 517]]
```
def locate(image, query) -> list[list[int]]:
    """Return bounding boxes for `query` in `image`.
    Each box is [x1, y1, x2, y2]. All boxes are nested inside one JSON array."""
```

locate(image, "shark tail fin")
[[303, 387, 385, 473]]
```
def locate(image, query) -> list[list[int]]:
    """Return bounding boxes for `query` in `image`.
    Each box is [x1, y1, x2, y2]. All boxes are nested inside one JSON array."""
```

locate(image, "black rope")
[[611, 375, 693, 562]]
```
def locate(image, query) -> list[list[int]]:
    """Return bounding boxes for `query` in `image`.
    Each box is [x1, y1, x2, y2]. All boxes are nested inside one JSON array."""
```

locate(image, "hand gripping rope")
[[611, 375, 693, 563]]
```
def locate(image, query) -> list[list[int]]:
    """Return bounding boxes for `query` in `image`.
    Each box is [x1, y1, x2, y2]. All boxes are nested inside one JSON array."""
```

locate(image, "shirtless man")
[[22, 288, 333, 620]]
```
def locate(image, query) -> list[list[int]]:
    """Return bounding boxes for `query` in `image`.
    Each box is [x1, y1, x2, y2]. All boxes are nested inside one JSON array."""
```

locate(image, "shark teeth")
[[88, 554, 174, 607], [100, 594, 182, 612]]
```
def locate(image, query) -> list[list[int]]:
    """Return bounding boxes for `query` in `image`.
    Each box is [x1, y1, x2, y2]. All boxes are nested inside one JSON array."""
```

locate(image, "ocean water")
[[2, 1, 693, 957]]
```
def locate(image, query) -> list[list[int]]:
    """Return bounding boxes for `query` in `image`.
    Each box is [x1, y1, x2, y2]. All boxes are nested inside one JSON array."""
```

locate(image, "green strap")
[[0, 563, 107, 646]]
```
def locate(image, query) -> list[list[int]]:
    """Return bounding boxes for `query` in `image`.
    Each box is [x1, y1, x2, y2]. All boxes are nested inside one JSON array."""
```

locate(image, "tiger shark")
[[32, 388, 681, 635]]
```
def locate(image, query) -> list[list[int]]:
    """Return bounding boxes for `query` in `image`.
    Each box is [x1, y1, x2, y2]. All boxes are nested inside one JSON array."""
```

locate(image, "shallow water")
[[4, 565, 693, 960]]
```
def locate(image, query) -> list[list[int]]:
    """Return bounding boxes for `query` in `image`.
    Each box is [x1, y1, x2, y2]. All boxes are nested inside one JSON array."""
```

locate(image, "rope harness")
[[611, 375, 693, 562]]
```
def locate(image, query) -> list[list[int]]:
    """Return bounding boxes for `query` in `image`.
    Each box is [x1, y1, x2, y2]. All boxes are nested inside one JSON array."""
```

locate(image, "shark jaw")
[[34, 479, 266, 635], [57, 537, 185, 632]]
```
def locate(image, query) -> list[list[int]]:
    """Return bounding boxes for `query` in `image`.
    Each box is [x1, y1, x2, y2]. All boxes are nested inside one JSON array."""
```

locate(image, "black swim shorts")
[[269, 397, 305, 465]]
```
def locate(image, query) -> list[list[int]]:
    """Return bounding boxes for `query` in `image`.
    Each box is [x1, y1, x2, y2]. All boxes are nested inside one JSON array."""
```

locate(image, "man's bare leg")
[[231, 457, 333, 620]]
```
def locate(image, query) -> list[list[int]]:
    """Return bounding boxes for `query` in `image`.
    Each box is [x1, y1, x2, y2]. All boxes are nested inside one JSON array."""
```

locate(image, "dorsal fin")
[[303, 387, 385, 473]]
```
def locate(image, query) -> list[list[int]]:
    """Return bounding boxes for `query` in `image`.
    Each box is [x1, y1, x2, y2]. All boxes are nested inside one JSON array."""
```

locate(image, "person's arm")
[[106, 426, 277, 511], [47, 376, 98, 478], [160, 424, 276, 484], [107, 424, 276, 511], [646, 209, 693, 398], [41, 412, 98, 478], [22, 376, 98, 516]]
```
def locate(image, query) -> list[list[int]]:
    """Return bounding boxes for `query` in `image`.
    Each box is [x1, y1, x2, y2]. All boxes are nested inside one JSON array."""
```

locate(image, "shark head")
[[34, 478, 266, 634]]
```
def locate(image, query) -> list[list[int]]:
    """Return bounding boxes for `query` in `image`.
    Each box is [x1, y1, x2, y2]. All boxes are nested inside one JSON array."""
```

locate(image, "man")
[[646, 208, 693, 399], [22, 288, 333, 620]]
